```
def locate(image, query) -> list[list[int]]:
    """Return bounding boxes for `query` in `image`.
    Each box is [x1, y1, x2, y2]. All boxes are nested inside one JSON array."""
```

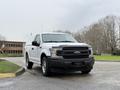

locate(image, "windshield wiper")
[[44, 41, 59, 43], [44, 41, 74, 43], [60, 41, 74, 42]]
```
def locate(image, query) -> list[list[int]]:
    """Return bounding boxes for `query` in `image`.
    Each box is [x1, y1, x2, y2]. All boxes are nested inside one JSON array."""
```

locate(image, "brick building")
[[0, 41, 25, 55]]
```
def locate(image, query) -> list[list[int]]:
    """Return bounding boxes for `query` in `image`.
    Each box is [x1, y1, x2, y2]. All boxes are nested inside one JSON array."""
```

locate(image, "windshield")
[[42, 34, 77, 43]]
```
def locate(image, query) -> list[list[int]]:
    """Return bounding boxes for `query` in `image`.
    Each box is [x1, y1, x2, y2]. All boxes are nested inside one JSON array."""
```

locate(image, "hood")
[[42, 42, 91, 48]]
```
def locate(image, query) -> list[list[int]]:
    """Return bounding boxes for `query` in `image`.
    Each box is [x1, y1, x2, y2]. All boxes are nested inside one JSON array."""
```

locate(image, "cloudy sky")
[[0, 0, 120, 41]]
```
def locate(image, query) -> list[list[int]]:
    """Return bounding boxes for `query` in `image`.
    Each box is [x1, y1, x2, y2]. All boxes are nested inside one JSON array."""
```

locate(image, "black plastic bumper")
[[47, 57, 95, 71]]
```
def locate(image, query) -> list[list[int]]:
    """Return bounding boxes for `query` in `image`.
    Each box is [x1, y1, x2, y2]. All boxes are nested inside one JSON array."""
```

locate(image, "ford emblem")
[[74, 51, 81, 54]]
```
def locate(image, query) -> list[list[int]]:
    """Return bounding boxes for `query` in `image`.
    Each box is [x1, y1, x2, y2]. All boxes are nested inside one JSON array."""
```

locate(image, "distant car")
[[25, 32, 95, 76]]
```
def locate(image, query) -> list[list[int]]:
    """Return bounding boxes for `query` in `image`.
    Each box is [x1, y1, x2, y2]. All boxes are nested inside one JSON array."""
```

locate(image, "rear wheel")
[[26, 54, 33, 69], [41, 57, 51, 76]]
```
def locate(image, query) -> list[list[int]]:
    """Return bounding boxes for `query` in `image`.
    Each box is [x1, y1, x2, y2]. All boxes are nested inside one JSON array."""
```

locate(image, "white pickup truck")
[[25, 32, 94, 76]]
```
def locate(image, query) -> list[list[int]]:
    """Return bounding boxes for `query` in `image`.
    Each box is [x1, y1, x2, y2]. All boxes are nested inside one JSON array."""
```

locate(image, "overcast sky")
[[0, 0, 120, 41]]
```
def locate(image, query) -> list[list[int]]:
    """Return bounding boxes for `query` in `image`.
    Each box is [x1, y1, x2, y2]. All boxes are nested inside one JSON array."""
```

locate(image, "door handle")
[[32, 48, 34, 50]]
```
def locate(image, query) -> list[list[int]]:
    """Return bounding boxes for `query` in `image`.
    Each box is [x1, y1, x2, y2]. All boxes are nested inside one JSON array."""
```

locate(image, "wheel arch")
[[41, 53, 47, 65]]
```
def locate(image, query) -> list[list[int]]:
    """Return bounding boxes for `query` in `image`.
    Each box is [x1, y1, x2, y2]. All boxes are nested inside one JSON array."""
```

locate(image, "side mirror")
[[32, 41, 40, 46]]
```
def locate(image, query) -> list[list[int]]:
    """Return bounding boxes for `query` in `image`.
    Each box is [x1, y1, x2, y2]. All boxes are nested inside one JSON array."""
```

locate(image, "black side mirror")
[[32, 41, 40, 46]]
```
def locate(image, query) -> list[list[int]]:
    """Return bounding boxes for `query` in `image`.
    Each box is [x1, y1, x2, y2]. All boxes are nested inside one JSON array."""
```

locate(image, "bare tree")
[[102, 16, 118, 54], [73, 15, 119, 54]]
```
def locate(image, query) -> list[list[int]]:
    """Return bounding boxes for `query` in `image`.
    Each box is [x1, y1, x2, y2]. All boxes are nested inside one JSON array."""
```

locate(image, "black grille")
[[63, 47, 88, 50], [57, 46, 90, 59], [63, 55, 89, 59]]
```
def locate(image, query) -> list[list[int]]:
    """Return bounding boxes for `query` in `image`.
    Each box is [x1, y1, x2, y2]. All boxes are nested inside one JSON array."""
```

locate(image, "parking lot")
[[0, 57, 120, 90]]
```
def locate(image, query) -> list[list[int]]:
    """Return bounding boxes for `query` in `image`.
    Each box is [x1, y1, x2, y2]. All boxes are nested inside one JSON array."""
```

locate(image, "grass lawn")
[[0, 59, 20, 73], [94, 55, 120, 61]]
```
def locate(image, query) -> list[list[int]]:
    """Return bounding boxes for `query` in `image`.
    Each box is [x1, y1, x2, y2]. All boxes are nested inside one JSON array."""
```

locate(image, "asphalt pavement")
[[0, 57, 120, 90]]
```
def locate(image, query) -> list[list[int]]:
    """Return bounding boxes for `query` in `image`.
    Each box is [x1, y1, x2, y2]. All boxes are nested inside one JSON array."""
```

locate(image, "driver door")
[[31, 34, 41, 63]]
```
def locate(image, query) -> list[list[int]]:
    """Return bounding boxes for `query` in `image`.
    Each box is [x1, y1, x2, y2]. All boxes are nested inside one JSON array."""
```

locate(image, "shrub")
[[112, 50, 120, 55]]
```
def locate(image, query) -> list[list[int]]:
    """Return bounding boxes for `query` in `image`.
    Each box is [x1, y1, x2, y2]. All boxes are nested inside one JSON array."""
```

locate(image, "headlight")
[[89, 47, 93, 57], [50, 47, 62, 58]]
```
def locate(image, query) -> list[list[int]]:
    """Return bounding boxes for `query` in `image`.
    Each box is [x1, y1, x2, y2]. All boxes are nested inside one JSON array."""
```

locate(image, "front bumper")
[[47, 57, 95, 71]]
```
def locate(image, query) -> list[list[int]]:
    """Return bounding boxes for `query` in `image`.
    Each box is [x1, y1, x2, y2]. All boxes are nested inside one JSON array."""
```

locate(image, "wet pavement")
[[0, 57, 120, 90]]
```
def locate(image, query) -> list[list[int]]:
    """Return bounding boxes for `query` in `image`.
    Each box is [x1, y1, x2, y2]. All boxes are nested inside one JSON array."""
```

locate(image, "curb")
[[0, 67, 25, 78], [15, 67, 25, 76]]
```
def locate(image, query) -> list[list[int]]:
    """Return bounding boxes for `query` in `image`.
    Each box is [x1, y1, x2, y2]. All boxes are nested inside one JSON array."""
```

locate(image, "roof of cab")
[[40, 32, 67, 35]]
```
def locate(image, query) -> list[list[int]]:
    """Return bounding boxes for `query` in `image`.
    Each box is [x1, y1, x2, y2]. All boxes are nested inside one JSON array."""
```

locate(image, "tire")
[[26, 54, 33, 69], [81, 69, 91, 74], [41, 57, 51, 76]]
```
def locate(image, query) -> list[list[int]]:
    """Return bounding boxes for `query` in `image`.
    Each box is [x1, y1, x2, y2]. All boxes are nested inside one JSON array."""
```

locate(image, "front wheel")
[[81, 69, 91, 74], [41, 57, 51, 76]]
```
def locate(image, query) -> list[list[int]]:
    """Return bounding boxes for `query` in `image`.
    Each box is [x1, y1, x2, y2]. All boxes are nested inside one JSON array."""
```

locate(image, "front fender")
[[41, 48, 51, 57]]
